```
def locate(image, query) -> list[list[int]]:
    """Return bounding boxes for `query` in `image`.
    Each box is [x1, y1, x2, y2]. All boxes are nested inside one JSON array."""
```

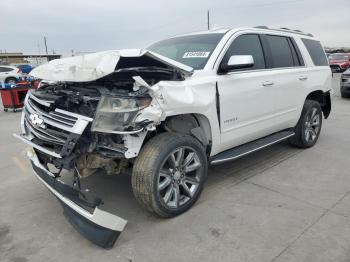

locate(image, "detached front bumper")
[[22, 146, 127, 248]]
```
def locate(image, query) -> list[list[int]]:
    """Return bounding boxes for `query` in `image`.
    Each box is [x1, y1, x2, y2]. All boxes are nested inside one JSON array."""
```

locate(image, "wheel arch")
[[5, 76, 17, 83], [305, 90, 331, 119], [161, 113, 213, 155]]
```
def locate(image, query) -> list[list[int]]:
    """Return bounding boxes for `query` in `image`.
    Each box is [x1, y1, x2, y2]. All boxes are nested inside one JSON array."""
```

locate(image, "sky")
[[1, 0, 349, 55]]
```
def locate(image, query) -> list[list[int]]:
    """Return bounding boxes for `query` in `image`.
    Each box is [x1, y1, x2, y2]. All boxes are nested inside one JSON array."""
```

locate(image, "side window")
[[301, 38, 328, 66], [0, 67, 12, 72], [222, 34, 266, 71], [265, 35, 295, 68]]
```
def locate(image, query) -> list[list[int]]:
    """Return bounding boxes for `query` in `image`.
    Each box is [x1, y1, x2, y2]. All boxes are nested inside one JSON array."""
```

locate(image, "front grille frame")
[[23, 91, 93, 159]]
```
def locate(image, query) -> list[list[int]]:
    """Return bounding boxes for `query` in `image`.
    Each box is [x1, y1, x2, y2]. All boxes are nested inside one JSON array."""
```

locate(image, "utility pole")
[[44, 36, 48, 55], [207, 10, 210, 30]]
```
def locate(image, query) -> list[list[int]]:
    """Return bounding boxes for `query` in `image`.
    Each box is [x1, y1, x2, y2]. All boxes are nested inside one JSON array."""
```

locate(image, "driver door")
[[216, 34, 280, 151]]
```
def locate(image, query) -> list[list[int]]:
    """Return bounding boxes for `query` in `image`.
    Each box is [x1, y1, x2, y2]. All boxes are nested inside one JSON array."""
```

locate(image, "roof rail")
[[254, 26, 269, 29], [253, 26, 314, 37]]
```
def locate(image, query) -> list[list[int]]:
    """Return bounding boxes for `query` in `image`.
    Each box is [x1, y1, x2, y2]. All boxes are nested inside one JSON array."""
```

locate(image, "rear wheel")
[[132, 133, 207, 218], [5, 77, 17, 85], [289, 100, 322, 148]]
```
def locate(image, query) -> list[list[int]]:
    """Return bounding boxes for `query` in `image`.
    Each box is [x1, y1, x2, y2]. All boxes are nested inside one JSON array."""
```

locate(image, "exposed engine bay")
[[25, 56, 188, 179], [14, 49, 218, 248]]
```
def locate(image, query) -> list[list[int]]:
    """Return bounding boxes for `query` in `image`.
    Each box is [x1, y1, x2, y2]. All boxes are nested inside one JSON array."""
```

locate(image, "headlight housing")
[[91, 95, 152, 133]]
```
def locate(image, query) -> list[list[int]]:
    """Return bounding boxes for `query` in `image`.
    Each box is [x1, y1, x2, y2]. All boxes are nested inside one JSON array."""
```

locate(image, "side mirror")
[[221, 55, 254, 72]]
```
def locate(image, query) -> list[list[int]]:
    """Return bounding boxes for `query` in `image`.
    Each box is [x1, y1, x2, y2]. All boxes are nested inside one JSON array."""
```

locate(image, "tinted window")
[[301, 39, 328, 66], [0, 67, 12, 73], [148, 33, 224, 70], [222, 34, 266, 71], [265, 35, 295, 68]]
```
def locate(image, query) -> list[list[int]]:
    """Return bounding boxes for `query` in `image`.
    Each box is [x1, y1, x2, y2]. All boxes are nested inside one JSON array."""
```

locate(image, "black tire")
[[289, 100, 323, 148], [4, 108, 8, 112], [132, 132, 207, 218], [341, 90, 349, 98], [5, 77, 17, 84]]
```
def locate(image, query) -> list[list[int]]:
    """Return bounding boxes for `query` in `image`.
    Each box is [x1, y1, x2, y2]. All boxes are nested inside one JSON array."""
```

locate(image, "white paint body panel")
[[143, 28, 331, 156], [29, 27, 332, 157]]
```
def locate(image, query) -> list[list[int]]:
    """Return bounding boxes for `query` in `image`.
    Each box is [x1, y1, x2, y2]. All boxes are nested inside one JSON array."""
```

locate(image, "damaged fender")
[[134, 78, 220, 155]]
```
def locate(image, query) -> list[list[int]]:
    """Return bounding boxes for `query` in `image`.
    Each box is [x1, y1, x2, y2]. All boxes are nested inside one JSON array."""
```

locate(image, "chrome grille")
[[22, 91, 93, 158]]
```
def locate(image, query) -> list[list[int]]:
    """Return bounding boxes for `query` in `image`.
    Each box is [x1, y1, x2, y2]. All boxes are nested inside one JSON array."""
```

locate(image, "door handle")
[[299, 76, 308, 81], [262, 81, 274, 86]]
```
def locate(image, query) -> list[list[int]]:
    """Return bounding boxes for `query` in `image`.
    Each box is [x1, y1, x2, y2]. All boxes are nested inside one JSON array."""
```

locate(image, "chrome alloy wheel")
[[304, 107, 321, 143], [158, 147, 202, 209]]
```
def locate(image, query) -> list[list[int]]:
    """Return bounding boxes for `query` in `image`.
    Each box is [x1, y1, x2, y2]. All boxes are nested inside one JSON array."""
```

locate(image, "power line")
[[207, 10, 210, 30], [44, 36, 48, 55]]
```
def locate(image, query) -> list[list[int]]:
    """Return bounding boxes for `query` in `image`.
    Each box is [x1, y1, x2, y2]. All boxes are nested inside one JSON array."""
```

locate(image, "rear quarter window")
[[0, 67, 13, 73], [301, 39, 328, 66]]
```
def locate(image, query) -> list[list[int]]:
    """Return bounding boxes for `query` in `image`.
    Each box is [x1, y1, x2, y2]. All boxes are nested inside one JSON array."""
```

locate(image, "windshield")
[[329, 54, 349, 60], [148, 33, 224, 70]]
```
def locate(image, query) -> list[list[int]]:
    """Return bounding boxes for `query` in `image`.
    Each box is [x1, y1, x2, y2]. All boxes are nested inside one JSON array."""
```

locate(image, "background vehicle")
[[341, 68, 350, 98], [16, 64, 33, 74], [0, 65, 22, 84], [329, 53, 350, 72], [15, 26, 332, 248]]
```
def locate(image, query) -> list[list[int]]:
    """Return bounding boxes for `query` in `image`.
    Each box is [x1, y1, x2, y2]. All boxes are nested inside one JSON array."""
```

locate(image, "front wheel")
[[132, 133, 207, 218], [289, 100, 323, 148]]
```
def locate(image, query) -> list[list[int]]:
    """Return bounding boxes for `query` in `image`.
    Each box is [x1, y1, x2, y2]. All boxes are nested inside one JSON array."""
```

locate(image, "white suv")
[[0, 65, 22, 84], [16, 26, 332, 248]]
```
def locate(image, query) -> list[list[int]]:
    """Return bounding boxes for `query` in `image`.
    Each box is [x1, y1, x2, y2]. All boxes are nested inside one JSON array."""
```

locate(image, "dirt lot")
[[1, 74, 349, 262]]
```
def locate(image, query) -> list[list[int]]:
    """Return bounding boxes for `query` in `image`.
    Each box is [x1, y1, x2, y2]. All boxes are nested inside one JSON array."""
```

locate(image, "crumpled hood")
[[30, 49, 194, 82]]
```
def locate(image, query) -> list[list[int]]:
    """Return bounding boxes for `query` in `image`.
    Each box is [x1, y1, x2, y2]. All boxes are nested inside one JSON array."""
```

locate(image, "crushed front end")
[[15, 88, 131, 248], [14, 49, 192, 248]]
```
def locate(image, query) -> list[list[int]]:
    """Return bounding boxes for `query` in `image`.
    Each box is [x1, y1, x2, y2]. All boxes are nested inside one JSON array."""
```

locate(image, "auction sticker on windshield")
[[183, 52, 210, 58]]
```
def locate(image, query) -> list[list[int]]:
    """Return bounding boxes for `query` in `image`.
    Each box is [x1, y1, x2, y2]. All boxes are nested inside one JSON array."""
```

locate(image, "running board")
[[210, 130, 295, 165]]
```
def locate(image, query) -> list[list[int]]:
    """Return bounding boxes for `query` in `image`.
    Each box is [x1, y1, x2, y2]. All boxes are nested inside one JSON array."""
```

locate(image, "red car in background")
[[328, 53, 350, 72]]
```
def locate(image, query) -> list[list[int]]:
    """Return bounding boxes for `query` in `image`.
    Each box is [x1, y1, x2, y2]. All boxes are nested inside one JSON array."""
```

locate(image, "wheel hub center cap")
[[174, 171, 181, 180]]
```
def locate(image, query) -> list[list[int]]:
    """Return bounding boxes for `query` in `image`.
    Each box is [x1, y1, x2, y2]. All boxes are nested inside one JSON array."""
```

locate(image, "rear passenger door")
[[260, 34, 307, 129]]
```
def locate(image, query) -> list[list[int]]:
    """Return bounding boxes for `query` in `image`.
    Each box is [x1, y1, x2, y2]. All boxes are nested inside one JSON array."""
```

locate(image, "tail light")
[[340, 63, 348, 69]]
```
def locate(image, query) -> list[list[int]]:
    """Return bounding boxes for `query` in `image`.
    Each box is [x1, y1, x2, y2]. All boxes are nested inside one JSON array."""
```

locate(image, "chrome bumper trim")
[[14, 134, 62, 158]]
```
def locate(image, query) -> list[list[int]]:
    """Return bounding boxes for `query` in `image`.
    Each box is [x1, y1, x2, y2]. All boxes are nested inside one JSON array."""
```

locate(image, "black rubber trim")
[[215, 82, 221, 130], [59, 199, 121, 249], [31, 161, 121, 248], [31, 162, 102, 209]]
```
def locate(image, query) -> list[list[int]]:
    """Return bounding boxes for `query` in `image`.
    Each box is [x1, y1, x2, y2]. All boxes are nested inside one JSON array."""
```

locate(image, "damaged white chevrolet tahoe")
[[15, 27, 332, 248]]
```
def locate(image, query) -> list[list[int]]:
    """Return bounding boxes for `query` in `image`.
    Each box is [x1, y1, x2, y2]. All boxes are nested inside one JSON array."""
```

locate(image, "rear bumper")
[[341, 79, 350, 95], [25, 147, 127, 248]]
